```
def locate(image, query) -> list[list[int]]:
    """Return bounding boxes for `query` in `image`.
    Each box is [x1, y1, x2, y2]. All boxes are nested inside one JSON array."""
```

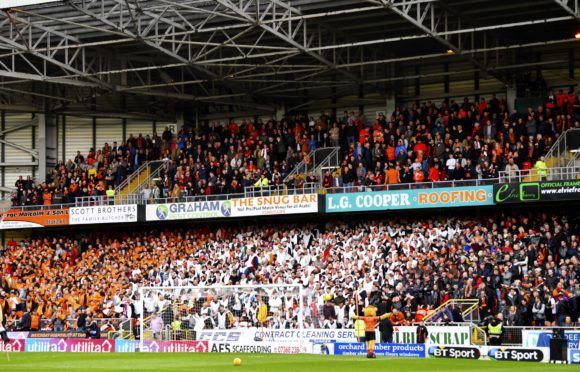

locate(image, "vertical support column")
[[358, 84, 364, 118], [506, 86, 517, 113], [474, 71, 480, 101], [569, 48, 575, 92], [386, 94, 396, 120], [92, 117, 97, 150], [176, 111, 185, 130], [37, 112, 57, 184], [1, 110, 4, 199], [415, 66, 421, 106]]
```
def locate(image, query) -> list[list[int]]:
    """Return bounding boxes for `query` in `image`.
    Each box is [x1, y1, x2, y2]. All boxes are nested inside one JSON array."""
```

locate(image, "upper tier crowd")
[[12, 90, 580, 206], [0, 210, 577, 332]]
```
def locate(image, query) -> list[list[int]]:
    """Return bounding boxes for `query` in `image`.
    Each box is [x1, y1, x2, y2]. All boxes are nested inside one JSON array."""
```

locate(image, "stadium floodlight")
[[1, 0, 59, 8], [139, 284, 305, 354]]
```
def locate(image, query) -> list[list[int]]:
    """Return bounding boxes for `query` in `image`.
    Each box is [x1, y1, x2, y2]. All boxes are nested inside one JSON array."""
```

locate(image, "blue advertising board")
[[327, 342, 425, 357], [570, 349, 580, 364], [326, 186, 493, 213]]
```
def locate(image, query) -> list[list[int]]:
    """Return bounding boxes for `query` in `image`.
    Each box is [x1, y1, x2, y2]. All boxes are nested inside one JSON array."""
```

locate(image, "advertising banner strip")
[[0, 208, 69, 229], [28, 331, 86, 339], [326, 186, 493, 213], [69, 205, 137, 225], [522, 330, 580, 349], [494, 179, 580, 204], [231, 194, 318, 217], [570, 349, 580, 364], [146, 194, 319, 221], [146, 200, 231, 221], [209, 342, 303, 354], [196, 326, 471, 346], [327, 343, 425, 357]]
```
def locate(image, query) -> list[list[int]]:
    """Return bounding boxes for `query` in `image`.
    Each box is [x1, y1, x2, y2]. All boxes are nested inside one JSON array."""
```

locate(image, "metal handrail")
[[544, 128, 580, 167], [115, 161, 150, 194], [497, 165, 579, 183], [324, 178, 498, 194]]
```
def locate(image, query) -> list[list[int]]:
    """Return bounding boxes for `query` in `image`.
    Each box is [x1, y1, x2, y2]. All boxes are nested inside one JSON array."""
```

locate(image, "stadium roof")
[[0, 0, 578, 119]]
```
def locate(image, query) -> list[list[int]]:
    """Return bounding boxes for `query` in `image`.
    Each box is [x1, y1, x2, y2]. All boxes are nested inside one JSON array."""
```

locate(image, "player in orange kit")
[[351, 305, 392, 358]]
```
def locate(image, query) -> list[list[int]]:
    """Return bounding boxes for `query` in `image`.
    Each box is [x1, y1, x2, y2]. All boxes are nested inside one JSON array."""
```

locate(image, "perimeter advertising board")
[[146, 194, 318, 221], [326, 186, 493, 213], [494, 179, 580, 204], [231, 194, 318, 217], [196, 326, 471, 346], [146, 200, 231, 221], [0, 207, 69, 229], [69, 205, 137, 225]]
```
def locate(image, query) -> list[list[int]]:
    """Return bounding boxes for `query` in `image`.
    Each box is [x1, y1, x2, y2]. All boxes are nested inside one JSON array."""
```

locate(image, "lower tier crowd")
[[0, 210, 578, 333]]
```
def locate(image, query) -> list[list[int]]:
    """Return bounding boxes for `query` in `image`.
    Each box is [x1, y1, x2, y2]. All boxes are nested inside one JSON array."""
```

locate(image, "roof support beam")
[[553, 0, 579, 19]]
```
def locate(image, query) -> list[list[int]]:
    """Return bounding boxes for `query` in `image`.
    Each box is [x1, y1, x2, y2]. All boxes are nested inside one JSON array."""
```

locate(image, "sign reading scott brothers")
[[69, 205, 137, 225], [146, 200, 232, 221], [326, 186, 493, 213]]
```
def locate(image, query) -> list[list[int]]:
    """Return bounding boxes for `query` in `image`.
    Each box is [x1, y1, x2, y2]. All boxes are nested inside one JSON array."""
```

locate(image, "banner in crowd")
[[570, 349, 580, 364], [196, 326, 471, 346], [326, 343, 425, 357], [28, 331, 86, 339], [522, 330, 580, 349], [326, 186, 493, 213], [494, 179, 580, 204], [231, 194, 318, 217], [0, 207, 69, 229], [146, 201, 231, 221], [69, 205, 137, 225]]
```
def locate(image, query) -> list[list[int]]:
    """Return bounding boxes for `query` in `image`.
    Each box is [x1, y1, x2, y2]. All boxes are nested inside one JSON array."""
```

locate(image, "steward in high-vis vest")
[[488, 314, 504, 346], [354, 318, 366, 342]]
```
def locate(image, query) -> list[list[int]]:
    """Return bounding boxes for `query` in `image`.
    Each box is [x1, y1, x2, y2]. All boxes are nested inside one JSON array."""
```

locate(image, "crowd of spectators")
[[12, 90, 580, 206], [0, 210, 577, 333]]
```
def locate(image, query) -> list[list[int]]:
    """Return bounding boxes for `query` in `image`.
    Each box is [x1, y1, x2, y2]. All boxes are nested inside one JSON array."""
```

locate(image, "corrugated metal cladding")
[[3, 112, 36, 190], [126, 120, 153, 139], [63, 116, 92, 162], [59, 115, 168, 162], [96, 118, 122, 149]]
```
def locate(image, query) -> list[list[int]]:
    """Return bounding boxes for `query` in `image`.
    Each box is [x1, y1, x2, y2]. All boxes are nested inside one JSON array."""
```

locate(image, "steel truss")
[[0, 0, 577, 115]]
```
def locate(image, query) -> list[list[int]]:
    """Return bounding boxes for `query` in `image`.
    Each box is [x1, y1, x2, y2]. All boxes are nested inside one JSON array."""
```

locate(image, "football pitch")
[[0, 353, 576, 372]]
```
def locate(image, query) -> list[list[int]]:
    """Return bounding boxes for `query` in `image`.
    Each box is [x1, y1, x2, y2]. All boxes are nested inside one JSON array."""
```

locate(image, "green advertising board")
[[493, 179, 580, 204]]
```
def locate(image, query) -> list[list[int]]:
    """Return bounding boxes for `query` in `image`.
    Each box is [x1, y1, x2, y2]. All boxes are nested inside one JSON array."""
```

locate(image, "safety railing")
[[114, 160, 166, 197], [422, 299, 480, 323], [497, 166, 579, 183], [244, 182, 319, 198], [324, 178, 497, 194], [544, 128, 580, 167], [283, 147, 340, 184], [74, 194, 144, 207]]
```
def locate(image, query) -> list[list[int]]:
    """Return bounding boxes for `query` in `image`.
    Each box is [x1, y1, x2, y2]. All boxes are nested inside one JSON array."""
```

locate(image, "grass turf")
[[0, 353, 576, 372]]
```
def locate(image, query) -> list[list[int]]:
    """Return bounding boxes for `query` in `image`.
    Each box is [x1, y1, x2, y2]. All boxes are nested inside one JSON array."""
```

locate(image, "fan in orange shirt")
[[351, 305, 392, 358]]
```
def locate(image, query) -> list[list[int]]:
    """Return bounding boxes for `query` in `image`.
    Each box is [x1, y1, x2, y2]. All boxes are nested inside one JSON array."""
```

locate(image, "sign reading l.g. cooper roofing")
[[326, 186, 493, 213]]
